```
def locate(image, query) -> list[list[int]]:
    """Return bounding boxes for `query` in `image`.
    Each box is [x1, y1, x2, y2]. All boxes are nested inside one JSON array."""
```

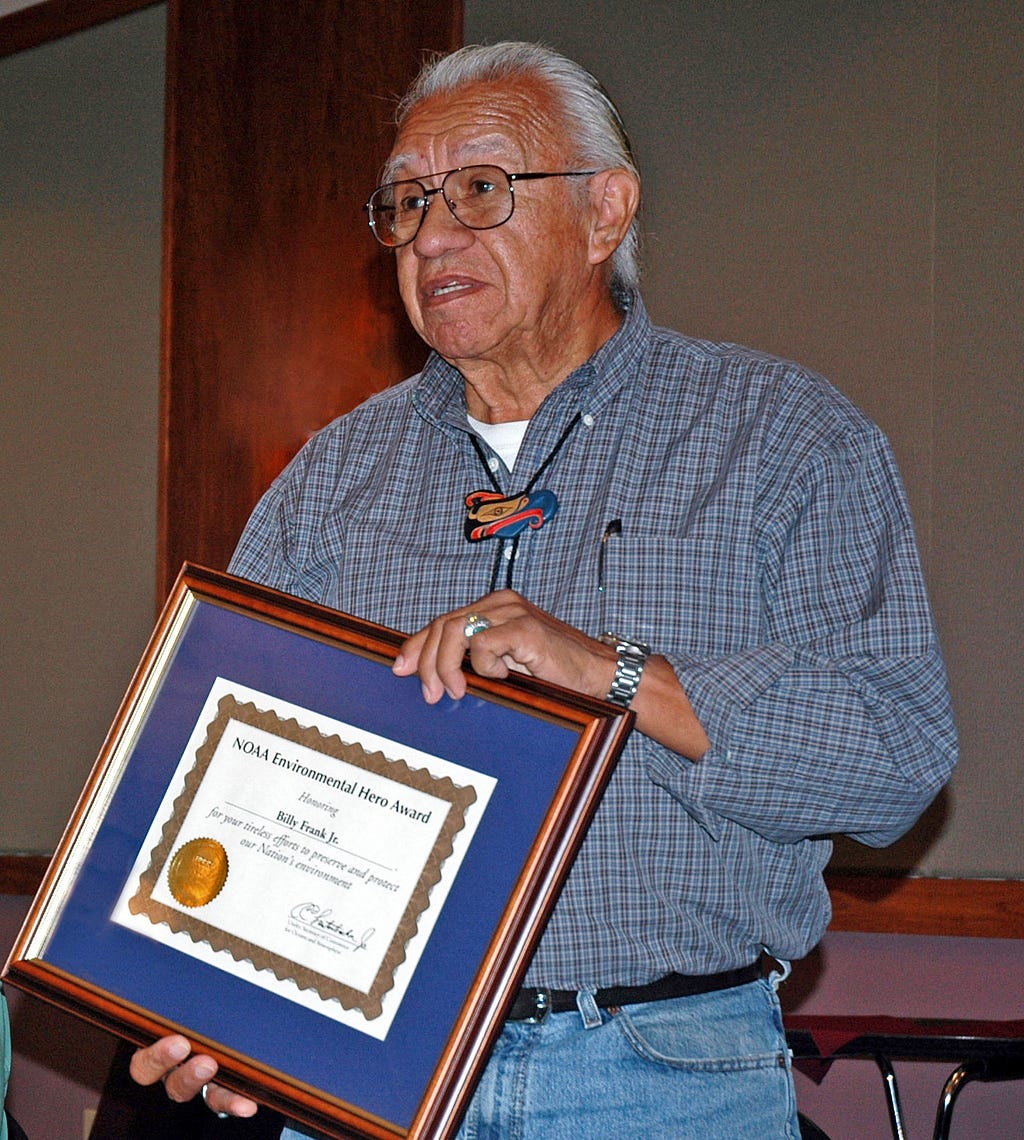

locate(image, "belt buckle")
[[524, 988, 552, 1023]]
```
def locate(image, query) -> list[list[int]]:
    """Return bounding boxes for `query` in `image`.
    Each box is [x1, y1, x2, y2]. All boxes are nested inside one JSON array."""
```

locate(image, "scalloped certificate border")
[[117, 683, 486, 1033]]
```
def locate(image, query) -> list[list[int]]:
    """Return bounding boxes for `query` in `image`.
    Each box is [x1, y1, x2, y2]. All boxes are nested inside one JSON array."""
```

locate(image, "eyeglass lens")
[[368, 165, 514, 247]]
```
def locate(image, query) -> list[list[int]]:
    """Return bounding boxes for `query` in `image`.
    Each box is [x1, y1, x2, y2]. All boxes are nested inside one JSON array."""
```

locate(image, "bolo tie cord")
[[468, 411, 582, 592]]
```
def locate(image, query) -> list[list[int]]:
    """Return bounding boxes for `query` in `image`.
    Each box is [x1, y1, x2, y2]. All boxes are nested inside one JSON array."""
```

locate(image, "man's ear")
[[587, 168, 640, 266]]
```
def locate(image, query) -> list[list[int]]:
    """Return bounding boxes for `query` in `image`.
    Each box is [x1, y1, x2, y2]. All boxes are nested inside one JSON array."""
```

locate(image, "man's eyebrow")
[[383, 152, 415, 180], [384, 137, 521, 181]]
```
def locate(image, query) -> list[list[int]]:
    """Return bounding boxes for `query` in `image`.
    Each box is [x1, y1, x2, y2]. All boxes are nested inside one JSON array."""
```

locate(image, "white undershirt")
[[467, 414, 530, 475]]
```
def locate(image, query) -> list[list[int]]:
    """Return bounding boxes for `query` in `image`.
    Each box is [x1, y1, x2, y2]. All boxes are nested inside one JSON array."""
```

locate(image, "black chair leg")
[[933, 1057, 1024, 1140], [874, 1054, 908, 1140]]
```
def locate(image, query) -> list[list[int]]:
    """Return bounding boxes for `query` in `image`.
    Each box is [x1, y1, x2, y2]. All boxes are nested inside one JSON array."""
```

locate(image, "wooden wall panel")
[[0, 0, 159, 58], [158, 0, 461, 597]]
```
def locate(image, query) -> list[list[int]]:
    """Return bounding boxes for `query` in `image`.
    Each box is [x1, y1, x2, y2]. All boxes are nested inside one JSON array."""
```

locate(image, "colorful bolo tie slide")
[[463, 488, 560, 541]]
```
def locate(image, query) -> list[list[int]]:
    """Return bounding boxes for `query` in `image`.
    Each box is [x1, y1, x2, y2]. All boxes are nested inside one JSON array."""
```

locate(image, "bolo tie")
[[464, 411, 582, 592]]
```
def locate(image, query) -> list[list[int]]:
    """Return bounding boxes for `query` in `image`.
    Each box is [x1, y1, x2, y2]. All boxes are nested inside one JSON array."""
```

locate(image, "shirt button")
[[503, 546, 514, 560], [488, 456, 500, 472], [582, 413, 595, 427]]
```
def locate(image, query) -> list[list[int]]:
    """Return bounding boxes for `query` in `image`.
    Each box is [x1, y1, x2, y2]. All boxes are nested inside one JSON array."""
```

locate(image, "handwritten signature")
[[290, 903, 374, 951]]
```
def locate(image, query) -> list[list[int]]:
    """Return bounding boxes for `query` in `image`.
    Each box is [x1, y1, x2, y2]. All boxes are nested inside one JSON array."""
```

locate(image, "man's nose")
[[412, 192, 474, 255]]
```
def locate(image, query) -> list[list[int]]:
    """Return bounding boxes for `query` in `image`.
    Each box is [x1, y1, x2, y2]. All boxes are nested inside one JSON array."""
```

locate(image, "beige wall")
[[1, 1, 1021, 880], [0, 7, 164, 849], [466, 0, 1023, 879]]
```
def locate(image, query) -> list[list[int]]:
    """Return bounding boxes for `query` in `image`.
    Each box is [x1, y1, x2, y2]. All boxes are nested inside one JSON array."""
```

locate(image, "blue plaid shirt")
[[230, 293, 956, 987]]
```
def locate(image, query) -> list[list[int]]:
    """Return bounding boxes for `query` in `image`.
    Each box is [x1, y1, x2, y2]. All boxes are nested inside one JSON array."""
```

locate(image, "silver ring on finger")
[[202, 1082, 230, 1120], [463, 613, 492, 639]]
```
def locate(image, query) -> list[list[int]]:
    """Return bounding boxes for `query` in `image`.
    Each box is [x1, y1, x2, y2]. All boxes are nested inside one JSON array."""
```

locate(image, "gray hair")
[[395, 41, 641, 304]]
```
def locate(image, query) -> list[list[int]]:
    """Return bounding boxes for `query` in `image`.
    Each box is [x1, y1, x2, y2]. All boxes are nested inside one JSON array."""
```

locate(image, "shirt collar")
[[412, 290, 652, 430]]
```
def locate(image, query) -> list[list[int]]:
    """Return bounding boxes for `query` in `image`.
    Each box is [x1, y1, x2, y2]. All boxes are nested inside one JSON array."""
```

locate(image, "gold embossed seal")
[[167, 837, 229, 908]]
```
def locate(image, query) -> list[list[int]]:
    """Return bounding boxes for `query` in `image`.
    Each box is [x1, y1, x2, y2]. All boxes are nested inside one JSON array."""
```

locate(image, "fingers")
[[393, 591, 612, 702], [156, 1053, 214, 1106], [393, 608, 481, 703], [394, 593, 519, 702], [201, 1080, 259, 1119], [129, 1036, 258, 1117], [129, 1035, 191, 1087]]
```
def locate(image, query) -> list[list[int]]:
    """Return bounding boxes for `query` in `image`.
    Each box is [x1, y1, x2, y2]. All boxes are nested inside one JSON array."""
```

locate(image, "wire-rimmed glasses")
[[363, 164, 597, 248]]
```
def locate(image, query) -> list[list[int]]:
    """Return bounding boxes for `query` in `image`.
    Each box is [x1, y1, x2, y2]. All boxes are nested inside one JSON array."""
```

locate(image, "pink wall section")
[[2, 896, 118, 1140], [3, 894, 1022, 1139], [784, 931, 1024, 1137]]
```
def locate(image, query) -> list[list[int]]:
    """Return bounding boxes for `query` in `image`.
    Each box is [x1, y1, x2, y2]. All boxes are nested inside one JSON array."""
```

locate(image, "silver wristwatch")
[[599, 631, 651, 708]]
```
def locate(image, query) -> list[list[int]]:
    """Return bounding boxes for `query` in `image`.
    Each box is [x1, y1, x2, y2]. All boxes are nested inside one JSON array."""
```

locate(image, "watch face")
[[601, 632, 651, 656]]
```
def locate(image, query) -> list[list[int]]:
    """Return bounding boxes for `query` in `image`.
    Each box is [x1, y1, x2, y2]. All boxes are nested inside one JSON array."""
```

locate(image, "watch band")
[[599, 632, 651, 708]]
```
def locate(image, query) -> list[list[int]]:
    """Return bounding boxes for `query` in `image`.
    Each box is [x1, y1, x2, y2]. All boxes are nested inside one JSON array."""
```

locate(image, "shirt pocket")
[[599, 534, 759, 657]]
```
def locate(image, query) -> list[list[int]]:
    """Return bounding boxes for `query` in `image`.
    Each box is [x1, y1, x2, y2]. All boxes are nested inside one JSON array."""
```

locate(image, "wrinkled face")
[[387, 79, 601, 375]]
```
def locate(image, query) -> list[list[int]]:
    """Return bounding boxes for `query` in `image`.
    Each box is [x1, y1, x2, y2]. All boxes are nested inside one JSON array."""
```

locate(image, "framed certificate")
[[3, 565, 632, 1139]]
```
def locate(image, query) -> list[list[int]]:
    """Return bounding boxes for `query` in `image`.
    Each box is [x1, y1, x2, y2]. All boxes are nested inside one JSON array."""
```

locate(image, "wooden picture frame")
[[3, 565, 633, 1139]]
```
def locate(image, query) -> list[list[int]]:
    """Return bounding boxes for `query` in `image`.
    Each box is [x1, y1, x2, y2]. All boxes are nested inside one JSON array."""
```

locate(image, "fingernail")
[[167, 1038, 190, 1062], [393, 654, 404, 672], [194, 1058, 217, 1082]]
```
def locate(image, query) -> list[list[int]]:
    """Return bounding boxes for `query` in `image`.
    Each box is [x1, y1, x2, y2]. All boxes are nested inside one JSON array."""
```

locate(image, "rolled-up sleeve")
[[646, 417, 957, 847]]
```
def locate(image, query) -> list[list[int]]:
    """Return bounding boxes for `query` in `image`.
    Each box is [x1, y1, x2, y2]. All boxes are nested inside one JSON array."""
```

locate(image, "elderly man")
[[131, 41, 957, 1138]]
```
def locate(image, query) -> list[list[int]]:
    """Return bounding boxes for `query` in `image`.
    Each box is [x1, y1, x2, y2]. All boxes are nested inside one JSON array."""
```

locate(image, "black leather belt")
[[507, 960, 763, 1022]]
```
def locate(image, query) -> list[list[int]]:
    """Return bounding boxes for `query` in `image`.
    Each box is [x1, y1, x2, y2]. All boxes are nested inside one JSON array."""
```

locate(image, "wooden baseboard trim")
[[826, 873, 1024, 938], [3, 857, 1021, 938], [0, 855, 51, 896]]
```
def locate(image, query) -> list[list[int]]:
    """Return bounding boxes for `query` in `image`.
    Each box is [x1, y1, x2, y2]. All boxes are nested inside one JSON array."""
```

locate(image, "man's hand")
[[129, 1035, 259, 1118], [393, 589, 618, 704], [392, 590, 710, 760]]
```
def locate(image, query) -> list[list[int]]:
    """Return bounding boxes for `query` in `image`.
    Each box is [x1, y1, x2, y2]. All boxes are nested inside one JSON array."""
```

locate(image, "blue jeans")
[[282, 976, 798, 1139]]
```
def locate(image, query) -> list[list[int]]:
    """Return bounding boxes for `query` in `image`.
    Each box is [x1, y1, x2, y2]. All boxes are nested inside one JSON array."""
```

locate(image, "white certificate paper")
[[113, 678, 496, 1040]]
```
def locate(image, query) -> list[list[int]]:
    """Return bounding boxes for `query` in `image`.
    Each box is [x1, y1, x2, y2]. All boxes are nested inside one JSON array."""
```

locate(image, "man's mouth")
[[428, 280, 475, 298]]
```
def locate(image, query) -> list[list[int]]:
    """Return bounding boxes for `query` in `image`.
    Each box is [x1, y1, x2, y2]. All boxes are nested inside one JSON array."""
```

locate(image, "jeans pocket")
[[612, 980, 790, 1073]]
